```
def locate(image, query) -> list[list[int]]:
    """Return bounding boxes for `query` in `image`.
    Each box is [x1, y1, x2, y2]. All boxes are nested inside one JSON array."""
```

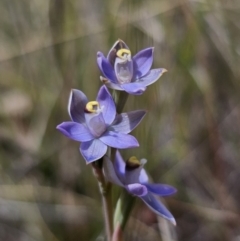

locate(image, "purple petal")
[[85, 113, 107, 137], [133, 47, 154, 79], [97, 52, 118, 83], [80, 139, 107, 163], [107, 39, 130, 65], [144, 184, 177, 196], [125, 159, 147, 184], [137, 68, 167, 86], [56, 122, 94, 142], [140, 193, 176, 225], [139, 168, 149, 184], [126, 183, 148, 197], [114, 58, 133, 84], [96, 86, 116, 125], [99, 131, 139, 149], [68, 89, 88, 123], [121, 83, 146, 95], [100, 77, 123, 90], [105, 82, 123, 91], [114, 150, 126, 182], [111, 110, 146, 134], [103, 156, 124, 186]]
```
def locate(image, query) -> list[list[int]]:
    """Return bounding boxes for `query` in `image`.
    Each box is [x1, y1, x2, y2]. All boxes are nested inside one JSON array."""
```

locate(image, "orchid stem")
[[92, 160, 113, 241], [102, 182, 113, 241], [113, 90, 129, 113], [114, 189, 136, 231]]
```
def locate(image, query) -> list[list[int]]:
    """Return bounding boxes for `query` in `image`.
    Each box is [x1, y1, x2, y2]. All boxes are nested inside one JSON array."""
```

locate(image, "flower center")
[[84, 101, 107, 137], [85, 101, 100, 113], [116, 49, 131, 61], [87, 114, 107, 137], [114, 49, 133, 84], [126, 156, 141, 170]]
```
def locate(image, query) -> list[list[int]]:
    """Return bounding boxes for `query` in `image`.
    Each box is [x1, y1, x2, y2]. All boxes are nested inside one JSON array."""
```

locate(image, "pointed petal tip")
[[100, 76, 109, 83], [162, 68, 168, 73], [117, 38, 126, 44], [98, 84, 109, 95], [97, 51, 103, 56], [56, 123, 67, 136], [71, 88, 78, 92], [144, 47, 154, 52], [101, 84, 108, 91], [69, 89, 80, 99], [119, 139, 139, 148], [142, 109, 148, 115], [172, 187, 178, 195], [150, 47, 154, 53], [109, 39, 127, 51], [129, 137, 140, 148], [84, 156, 102, 164], [140, 158, 147, 166], [68, 88, 84, 100], [85, 158, 98, 165], [56, 123, 65, 131], [170, 218, 176, 226]]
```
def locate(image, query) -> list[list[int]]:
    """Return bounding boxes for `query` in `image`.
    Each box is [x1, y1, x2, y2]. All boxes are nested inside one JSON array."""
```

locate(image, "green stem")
[[112, 90, 135, 240], [113, 90, 129, 113], [92, 160, 113, 241], [102, 183, 113, 241], [114, 189, 136, 230]]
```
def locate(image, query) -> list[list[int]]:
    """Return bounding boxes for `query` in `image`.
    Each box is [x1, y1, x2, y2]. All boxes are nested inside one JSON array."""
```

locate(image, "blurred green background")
[[0, 0, 240, 240]]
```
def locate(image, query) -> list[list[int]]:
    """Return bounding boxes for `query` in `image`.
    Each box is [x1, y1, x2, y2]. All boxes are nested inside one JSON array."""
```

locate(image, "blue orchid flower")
[[103, 151, 176, 224], [57, 86, 146, 163], [97, 39, 167, 95]]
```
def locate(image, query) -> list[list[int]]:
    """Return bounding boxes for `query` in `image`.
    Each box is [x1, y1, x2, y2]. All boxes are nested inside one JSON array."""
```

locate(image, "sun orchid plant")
[[97, 39, 167, 95], [57, 39, 176, 240], [103, 151, 176, 225], [57, 85, 146, 163]]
